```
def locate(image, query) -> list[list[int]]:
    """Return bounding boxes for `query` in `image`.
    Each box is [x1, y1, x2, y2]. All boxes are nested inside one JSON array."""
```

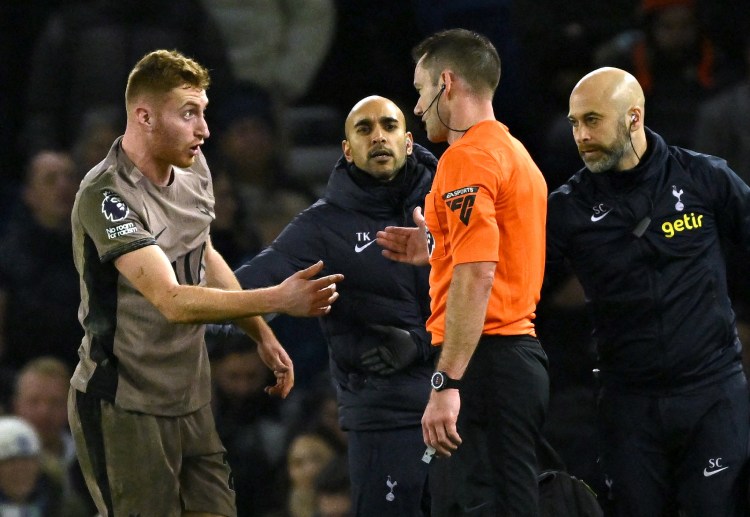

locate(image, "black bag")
[[538, 469, 604, 517], [536, 436, 604, 517]]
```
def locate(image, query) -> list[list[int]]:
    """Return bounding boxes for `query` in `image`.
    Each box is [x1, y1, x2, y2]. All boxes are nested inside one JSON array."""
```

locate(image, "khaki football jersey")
[[70, 137, 215, 416]]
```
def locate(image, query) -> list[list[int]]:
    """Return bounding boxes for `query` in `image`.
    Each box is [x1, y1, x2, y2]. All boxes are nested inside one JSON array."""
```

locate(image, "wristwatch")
[[430, 371, 461, 391]]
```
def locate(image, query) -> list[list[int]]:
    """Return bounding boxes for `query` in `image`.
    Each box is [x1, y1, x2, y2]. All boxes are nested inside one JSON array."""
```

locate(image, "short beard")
[[582, 122, 631, 173]]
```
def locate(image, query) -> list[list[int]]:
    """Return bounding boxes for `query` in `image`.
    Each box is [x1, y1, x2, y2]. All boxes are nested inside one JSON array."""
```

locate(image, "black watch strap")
[[431, 371, 461, 391]]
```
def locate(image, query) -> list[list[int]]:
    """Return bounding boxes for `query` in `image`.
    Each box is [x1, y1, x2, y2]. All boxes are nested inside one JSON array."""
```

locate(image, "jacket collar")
[[587, 127, 669, 195]]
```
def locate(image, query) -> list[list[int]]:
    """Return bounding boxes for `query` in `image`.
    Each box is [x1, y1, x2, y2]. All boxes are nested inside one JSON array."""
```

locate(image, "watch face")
[[431, 372, 445, 390]]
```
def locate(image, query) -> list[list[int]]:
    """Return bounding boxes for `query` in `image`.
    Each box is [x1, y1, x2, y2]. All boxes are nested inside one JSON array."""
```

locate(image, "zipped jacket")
[[236, 144, 437, 430], [547, 129, 750, 392]]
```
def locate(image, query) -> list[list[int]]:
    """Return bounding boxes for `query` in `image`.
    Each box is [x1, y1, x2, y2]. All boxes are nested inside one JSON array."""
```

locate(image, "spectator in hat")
[[0, 416, 88, 516]]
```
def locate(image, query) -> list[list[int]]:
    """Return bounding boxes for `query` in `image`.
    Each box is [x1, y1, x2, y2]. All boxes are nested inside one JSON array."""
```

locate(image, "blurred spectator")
[[201, 0, 335, 106], [513, 0, 636, 160], [210, 90, 318, 247], [11, 357, 90, 506], [533, 28, 601, 190], [693, 34, 750, 366], [210, 168, 263, 268], [13, 358, 72, 465], [265, 427, 346, 517], [301, 1, 420, 118], [288, 374, 347, 450], [693, 34, 750, 184], [0, 416, 88, 516], [208, 330, 288, 516], [0, 150, 81, 372], [515, 0, 636, 72], [696, 0, 750, 68], [208, 107, 332, 397], [594, 0, 741, 147], [71, 104, 124, 175], [314, 455, 352, 517], [20, 0, 235, 159], [0, 0, 70, 182]]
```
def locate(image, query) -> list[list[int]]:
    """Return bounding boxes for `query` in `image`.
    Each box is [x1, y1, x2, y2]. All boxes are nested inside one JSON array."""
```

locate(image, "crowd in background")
[[0, 0, 749, 515]]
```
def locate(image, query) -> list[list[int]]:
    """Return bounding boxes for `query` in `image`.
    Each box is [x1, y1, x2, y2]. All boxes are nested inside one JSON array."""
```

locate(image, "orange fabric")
[[424, 120, 547, 344]]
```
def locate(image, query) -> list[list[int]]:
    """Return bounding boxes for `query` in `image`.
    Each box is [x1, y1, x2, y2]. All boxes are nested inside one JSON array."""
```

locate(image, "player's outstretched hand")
[[277, 261, 344, 317]]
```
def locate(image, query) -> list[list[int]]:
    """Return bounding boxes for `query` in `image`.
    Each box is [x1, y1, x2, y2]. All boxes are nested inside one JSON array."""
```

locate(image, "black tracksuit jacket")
[[235, 144, 437, 430], [547, 128, 750, 393]]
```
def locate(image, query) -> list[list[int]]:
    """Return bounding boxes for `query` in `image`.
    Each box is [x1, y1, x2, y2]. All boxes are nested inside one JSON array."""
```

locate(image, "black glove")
[[359, 324, 419, 375]]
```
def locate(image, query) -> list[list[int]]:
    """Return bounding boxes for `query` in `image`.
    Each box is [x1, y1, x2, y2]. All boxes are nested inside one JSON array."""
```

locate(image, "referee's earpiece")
[[631, 114, 637, 123], [440, 84, 446, 91]]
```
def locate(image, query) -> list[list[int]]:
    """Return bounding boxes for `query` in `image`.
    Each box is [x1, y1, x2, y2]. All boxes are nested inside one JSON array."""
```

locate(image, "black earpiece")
[[426, 82, 471, 133]]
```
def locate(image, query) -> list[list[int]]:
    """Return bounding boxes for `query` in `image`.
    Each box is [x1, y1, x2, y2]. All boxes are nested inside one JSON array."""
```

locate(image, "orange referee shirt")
[[424, 120, 547, 344]]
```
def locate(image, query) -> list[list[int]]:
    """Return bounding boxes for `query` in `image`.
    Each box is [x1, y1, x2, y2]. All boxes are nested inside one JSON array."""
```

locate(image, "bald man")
[[235, 96, 437, 516], [547, 66, 750, 516]]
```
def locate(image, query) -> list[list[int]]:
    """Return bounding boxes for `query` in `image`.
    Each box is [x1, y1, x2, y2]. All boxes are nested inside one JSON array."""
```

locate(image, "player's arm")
[[203, 238, 295, 398], [114, 243, 342, 323]]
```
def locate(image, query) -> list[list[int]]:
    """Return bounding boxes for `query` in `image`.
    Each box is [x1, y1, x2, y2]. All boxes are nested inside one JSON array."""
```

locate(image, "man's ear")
[[405, 132, 414, 155], [627, 106, 643, 130], [440, 70, 455, 95], [135, 107, 152, 130], [342, 139, 354, 163]]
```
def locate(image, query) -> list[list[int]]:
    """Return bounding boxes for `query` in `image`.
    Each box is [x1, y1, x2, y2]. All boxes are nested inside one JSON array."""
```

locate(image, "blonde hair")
[[125, 49, 211, 109]]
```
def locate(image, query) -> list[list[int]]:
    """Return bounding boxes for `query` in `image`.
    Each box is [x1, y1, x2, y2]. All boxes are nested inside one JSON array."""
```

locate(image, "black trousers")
[[598, 371, 750, 516], [348, 425, 430, 516], [430, 335, 549, 517]]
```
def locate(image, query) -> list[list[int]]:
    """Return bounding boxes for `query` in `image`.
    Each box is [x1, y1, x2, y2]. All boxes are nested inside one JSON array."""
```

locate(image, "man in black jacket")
[[547, 67, 750, 516], [235, 96, 437, 516]]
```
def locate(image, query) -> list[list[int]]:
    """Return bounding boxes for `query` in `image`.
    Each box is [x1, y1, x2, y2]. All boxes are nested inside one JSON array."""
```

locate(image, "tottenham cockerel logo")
[[101, 190, 129, 222], [443, 186, 478, 225]]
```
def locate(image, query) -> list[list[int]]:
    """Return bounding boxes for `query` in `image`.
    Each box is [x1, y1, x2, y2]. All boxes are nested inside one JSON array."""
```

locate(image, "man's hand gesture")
[[377, 207, 430, 266], [277, 261, 344, 317], [257, 336, 295, 399]]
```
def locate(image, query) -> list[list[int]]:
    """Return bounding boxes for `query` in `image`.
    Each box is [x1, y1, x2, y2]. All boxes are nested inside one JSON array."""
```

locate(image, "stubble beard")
[[583, 123, 631, 173]]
